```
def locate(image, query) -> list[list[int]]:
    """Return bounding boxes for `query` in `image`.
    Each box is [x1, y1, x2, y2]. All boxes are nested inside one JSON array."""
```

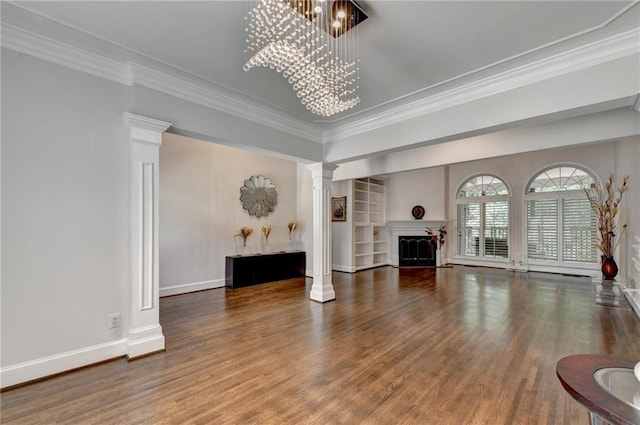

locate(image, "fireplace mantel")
[[387, 220, 448, 267]]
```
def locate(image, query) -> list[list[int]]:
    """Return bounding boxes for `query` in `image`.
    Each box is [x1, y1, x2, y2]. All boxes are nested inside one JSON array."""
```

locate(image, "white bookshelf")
[[353, 178, 388, 270]]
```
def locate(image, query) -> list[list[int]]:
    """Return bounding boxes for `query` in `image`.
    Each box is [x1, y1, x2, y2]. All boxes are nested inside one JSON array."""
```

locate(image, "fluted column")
[[307, 162, 338, 303], [122, 112, 171, 359]]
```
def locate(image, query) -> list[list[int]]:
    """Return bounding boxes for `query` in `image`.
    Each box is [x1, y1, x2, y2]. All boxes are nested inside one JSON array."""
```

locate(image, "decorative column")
[[307, 162, 338, 303], [122, 112, 172, 359]]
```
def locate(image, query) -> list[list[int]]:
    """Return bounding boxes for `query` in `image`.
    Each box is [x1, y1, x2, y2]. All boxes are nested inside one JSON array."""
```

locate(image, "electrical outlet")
[[108, 313, 121, 329]]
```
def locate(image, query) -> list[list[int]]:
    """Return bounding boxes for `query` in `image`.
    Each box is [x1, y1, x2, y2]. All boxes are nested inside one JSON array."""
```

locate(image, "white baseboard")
[[127, 324, 165, 359], [505, 263, 529, 272], [159, 279, 225, 297], [332, 264, 356, 273], [0, 339, 127, 389], [623, 289, 640, 321]]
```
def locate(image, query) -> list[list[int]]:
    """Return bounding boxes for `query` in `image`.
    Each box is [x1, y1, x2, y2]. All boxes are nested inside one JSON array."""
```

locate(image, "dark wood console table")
[[556, 354, 640, 425], [225, 251, 306, 289]]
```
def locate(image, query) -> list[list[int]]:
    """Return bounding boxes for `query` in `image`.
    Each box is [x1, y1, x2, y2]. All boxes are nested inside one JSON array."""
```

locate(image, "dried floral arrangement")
[[287, 221, 297, 241], [236, 226, 253, 247], [584, 174, 629, 258], [426, 224, 447, 246], [260, 223, 272, 244]]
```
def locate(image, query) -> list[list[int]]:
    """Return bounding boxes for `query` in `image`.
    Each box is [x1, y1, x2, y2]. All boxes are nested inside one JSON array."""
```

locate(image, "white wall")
[[386, 167, 447, 221], [332, 108, 639, 181], [159, 134, 302, 295], [2, 51, 130, 368], [447, 142, 616, 270], [615, 137, 640, 286]]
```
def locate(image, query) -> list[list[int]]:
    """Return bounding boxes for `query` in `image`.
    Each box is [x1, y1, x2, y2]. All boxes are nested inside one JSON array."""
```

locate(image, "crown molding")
[[128, 64, 322, 142], [1, 22, 323, 144], [323, 28, 640, 143], [1, 23, 132, 85], [2, 12, 637, 147]]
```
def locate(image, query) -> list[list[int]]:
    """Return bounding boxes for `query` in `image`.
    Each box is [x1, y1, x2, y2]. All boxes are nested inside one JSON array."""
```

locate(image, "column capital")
[[122, 112, 172, 146], [306, 162, 338, 179]]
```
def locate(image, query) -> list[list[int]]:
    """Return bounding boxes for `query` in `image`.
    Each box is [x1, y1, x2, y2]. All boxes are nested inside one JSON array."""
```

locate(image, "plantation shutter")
[[562, 198, 598, 263], [527, 199, 558, 260], [484, 201, 509, 258], [457, 203, 480, 256]]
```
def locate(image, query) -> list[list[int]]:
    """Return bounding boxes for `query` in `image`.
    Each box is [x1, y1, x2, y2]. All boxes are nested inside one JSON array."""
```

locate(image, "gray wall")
[[2, 50, 130, 365]]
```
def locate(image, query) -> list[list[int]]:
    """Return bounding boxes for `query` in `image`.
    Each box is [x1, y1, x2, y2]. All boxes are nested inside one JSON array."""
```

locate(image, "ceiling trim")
[[323, 28, 640, 143], [129, 64, 323, 143], [2, 11, 637, 148], [1, 23, 132, 85], [0, 21, 324, 144]]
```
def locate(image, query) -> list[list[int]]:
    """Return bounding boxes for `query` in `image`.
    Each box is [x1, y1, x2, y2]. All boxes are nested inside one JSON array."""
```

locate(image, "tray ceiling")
[[9, 1, 637, 125]]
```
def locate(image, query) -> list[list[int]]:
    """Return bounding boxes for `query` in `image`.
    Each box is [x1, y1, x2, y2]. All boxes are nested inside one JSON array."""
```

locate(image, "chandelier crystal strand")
[[244, 0, 361, 117]]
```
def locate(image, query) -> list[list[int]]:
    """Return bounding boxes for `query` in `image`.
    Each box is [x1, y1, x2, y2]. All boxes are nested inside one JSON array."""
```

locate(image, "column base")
[[310, 280, 336, 303], [127, 324, 165, 360]]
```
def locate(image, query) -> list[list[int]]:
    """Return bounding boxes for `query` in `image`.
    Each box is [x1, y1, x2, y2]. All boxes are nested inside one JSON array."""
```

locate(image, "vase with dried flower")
[[236, 226, 253, 255], [584, 174, 629, 280], [287, 221, 298, 250], [260, 223, 272, 252]]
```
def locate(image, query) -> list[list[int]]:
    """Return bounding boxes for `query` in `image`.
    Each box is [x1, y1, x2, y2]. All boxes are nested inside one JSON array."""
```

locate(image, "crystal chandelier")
[[243, 0, 366, 117]]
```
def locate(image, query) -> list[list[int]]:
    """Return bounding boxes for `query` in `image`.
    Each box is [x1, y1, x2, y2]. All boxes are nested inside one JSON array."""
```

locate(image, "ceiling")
[[9, 0, 637, 127]]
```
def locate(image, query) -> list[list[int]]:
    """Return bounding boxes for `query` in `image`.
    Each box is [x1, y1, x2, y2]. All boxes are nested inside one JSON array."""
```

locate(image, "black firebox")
[[398, 236, 436, 267]]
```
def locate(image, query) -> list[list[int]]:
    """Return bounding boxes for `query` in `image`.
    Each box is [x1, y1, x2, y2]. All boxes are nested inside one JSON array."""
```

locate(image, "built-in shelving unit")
[[353, 178, 388, 270]]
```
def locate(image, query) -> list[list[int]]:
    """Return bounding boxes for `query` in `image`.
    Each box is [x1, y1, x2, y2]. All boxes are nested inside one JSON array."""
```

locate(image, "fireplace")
[[398, 236, 436, 267], [387, 220, 447, 267]]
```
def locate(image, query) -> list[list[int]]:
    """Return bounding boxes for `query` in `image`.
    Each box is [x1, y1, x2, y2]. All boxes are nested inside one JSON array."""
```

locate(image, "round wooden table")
[[556, 354, 640, 425]]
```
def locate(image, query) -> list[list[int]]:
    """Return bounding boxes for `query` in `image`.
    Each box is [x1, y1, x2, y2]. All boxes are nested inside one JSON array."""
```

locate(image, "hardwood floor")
[[2, 266, 639, 424]]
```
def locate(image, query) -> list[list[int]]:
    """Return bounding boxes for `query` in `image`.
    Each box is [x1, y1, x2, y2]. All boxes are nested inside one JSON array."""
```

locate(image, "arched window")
[[458, 175, 509, 198], [456, 175, 510, 259], [527, 166, 594, 193], [526, 165, 597, 265]]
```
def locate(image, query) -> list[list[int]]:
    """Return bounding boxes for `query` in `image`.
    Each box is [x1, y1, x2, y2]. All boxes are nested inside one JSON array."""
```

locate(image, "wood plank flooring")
[[2, 266, 639, 424]]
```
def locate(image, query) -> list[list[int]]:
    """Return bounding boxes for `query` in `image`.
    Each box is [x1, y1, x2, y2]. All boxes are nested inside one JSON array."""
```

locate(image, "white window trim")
[[523, 187, 599, 278], [454, 194, 512, 264]]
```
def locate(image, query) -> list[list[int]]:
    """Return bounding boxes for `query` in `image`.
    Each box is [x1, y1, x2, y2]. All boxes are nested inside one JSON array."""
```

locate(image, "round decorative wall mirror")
[[240, 175, 278, 217]]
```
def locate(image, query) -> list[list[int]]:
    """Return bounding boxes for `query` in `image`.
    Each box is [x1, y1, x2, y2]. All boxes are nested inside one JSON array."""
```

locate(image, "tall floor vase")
[[601, 256, 618, 280]]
